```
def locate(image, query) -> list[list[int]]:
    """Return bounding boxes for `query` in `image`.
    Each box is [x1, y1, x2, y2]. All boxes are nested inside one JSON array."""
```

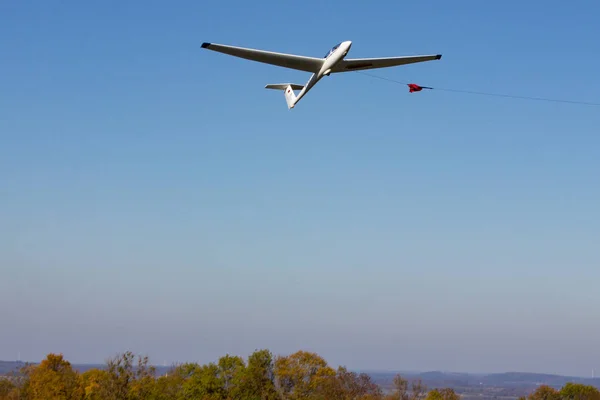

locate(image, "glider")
[[200, 41, 442, 109]]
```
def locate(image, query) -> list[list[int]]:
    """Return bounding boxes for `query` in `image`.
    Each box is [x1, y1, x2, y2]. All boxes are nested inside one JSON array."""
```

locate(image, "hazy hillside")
[[368, 370, 600, 398], [0, 361, 25, 375]]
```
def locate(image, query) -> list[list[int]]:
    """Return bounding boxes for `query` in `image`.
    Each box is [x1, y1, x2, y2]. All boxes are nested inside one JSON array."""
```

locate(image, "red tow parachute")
[[407, 83, 433, 93]]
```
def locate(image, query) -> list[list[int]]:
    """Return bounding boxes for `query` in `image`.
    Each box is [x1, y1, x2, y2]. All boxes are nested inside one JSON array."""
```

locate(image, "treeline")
[[519, 384, 600, 400], [0, 350, 598, 400]]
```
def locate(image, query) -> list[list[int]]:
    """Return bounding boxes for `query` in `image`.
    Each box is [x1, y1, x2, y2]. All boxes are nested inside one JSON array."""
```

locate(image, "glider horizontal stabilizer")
[[265, 83, 304, 91], [264, 84, 300, 109]]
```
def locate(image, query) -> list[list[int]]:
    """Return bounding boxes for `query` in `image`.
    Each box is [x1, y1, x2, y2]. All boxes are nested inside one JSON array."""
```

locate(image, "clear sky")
[[1, 0, 600, 377]]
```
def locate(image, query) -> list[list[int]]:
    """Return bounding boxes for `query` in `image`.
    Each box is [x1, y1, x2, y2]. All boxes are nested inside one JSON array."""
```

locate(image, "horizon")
[[1, 358, 597, 380]]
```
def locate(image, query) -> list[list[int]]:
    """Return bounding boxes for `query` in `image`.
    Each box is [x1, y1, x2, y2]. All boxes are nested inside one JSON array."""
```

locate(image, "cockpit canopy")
[[324, 43, 342, 58]]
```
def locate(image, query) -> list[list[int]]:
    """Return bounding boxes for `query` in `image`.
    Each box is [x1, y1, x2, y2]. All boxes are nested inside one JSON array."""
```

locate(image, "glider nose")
[[342, 41, 352, 56]]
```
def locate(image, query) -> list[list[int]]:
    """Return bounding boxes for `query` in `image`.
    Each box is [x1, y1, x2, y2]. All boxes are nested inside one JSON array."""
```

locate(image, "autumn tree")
[[95, 351, 156, 400], [128, 355, 157, 400], [387, 375, 427, 400], [97, 352, 135, 399], [80, 369, 109, 400], [410, 378, 427, 400], [25, 353, 83, 400], [388, 375, 409, 400], [424, 388, 460, 400], [273, 350, 336, 400], [317, 366, 383, 400], [2, 365, 33, 400], [527, 385, 561, 400], [559, 383, 600, 400], [0, 379, 16, 400]]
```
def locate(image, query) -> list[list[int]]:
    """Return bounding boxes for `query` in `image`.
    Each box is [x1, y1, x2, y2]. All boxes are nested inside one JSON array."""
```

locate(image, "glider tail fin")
[[265, 83, 303, 109], [283, 86, 297, 109]]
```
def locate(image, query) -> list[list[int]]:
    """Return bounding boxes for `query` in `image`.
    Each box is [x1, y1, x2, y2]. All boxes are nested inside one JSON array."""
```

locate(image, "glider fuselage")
[[293, 41, 352, 105]]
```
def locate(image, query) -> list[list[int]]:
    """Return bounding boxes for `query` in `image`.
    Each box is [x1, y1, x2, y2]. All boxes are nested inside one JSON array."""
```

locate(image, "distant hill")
[[0, 361, 26, 375], [367, 370, 600, 398], [367, 370, 600, 386], [479, 372, 600, 387]]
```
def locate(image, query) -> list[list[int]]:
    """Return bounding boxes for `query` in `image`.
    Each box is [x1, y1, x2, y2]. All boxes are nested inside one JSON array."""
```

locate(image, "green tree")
[[424, 388, 460, 400], [240, 349, 278, 400], [559, 383, 600, 400], [181, 363, 224, 400], [217, 354, 246, 399], [149, 363, 194, 400]]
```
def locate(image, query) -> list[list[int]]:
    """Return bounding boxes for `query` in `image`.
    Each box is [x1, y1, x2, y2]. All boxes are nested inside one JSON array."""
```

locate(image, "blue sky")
[[1, 0, 600, 376]]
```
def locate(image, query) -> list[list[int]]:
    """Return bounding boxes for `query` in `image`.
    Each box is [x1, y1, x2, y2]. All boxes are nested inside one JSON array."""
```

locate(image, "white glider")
[[201, 41, 442, 109]]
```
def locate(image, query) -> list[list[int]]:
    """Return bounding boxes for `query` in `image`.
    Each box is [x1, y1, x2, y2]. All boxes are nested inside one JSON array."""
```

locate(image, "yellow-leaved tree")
[[80, 368, 109, 400], [527, 384, 561, 400], [26, 353, 83, 400], [273, 350, 336, 399]]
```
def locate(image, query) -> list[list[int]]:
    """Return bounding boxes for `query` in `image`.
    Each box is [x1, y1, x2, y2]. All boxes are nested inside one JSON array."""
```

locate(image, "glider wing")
[[201, 42, 324, 73], [333, 54, 442, 72]]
